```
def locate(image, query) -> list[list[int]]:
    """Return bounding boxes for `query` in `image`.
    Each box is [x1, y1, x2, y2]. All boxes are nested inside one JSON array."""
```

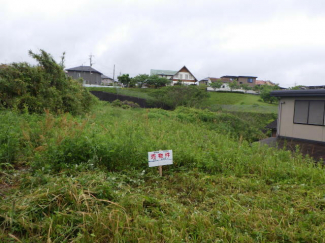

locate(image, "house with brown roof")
[[221, 75, 257, 87], [256, 80, 276, 86]]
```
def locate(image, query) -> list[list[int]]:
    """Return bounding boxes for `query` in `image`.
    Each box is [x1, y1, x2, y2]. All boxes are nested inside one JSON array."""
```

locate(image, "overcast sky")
[[1, 0, 325, 87]]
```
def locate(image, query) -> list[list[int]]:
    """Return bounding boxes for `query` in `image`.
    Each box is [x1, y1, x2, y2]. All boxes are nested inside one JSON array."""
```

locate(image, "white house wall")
[[174, 72, 194, 80], [158, 75, 173, 79]]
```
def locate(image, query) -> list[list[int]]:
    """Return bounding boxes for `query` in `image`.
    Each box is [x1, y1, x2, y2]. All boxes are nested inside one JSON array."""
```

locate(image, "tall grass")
[[1, 103, 325, 242], [0, 104, 320, 181]]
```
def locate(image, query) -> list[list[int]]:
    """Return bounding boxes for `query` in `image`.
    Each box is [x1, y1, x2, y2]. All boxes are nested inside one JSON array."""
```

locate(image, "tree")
[[118, 74, 132, 87], [210, 81, 223, 91], [0, 50, 95, 114], [259, 85, 280, 104], [146, 75, 171, 88], [241, 84, 250, 93], [253, 84, 262, 93], [149, 85, 209, 109], [229, 80, 239, 91], [132, 74, 149, 88], [289, 85, 304, 90]]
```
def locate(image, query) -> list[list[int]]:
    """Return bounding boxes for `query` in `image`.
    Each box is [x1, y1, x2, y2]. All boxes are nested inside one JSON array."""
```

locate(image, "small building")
[[101, 74, 114, 85], [221, 75, 257, 87], [265, 120, 277, 137], [66, 66, 102, 85], [199, 77, 230, 89], [271, 89, 325, 142], [150, 69, 176, 80], [301, 85, 325, 90], [198, 77, 209, 86], [150, 66, 198, 86]]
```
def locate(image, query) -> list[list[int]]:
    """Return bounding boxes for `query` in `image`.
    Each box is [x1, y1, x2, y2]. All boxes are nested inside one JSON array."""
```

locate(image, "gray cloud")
[[1, 0, 325, 87]]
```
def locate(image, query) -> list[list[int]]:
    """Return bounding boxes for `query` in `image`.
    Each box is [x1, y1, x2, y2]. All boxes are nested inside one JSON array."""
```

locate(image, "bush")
[[111, 99, 140, 109], [173, 107, 265, 142], [259, 85, 280, 104], [0, 50, 96, 115], [149, 86, 209, 109]]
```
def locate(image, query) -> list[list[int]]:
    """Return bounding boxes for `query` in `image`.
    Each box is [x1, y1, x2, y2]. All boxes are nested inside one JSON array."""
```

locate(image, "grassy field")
[[204, 92, 278, 113], [87, 87, 155, 100], [87, 87, 278, 113], [1, 103, 325, 242]]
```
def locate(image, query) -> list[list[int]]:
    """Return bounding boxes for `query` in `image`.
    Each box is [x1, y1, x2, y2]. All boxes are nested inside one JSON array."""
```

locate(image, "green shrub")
[[149, 86, 209, 109], [173, 107, 265, 142], [111, 99, 140, 109], [0, 50, 96, 115]]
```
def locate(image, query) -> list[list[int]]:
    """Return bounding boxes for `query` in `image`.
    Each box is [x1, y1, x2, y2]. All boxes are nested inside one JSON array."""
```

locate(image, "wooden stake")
[[158, 149, 163, 177]]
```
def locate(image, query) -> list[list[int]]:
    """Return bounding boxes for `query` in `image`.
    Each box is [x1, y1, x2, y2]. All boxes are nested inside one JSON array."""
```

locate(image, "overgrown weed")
[[1, 103, 325, 242]]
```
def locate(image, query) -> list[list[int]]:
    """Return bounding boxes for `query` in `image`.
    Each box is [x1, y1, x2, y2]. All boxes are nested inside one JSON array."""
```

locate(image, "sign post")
[[148, 150, 173, 176]]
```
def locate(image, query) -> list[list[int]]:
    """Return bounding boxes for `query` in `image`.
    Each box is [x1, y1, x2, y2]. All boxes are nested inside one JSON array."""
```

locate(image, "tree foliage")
[[0, 50, 95, 114], [149, 85, 209, 109], [146, 75, 171, 88], [229, 81, 239, 91], [259, 85, 280, 104], [210, 81, 223, 90], [132, 74, 149, 88], [118, 74, 132, 87], [240, 83, 250, 93], [289, 85, 304, 90]]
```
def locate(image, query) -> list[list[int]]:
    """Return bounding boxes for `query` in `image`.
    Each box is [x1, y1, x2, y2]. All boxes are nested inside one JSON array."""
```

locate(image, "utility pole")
[[113, 64, 115, 81], [89, 54, 94, 67]]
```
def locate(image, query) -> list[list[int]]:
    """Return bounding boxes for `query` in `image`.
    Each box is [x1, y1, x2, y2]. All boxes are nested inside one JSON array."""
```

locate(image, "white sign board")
[[148, 150, 173, 167]]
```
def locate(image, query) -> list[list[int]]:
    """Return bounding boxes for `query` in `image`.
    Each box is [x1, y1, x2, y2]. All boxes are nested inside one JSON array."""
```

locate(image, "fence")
[[90, 91, 154, 108]]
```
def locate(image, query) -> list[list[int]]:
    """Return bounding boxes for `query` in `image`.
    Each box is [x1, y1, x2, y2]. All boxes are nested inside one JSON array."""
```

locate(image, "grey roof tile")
[[66, 66, 102, 74]]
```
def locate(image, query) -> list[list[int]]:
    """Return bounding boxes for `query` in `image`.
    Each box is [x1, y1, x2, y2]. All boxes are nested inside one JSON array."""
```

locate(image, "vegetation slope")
[[87, 86, 278, 113], [1, 103, 324, 242]]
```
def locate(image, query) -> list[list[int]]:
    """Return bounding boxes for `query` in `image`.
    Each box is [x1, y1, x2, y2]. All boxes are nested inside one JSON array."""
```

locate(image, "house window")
[[309, 101, 325, 125], [179, 74, 182, 79], [185, 74, 189, 79], [247, 78, 253, 83], [294, 100, 325, 125], [294, 101, 309, 124]]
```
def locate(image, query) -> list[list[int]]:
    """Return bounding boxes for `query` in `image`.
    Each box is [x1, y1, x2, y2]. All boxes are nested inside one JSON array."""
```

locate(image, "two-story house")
[[221, 75, 257, 87], [66, 66, 103, 85], [150, 66, 197, 86], [150, 69, 176, 80], [199, 77, 230, 88]]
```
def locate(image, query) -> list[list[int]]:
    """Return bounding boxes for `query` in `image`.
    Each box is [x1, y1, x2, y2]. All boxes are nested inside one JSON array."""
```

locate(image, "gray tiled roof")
[[271, 89, 325, 97], [66, 66, 102, 74], [101, 74, 113, 79], [150, 69, 177, 76]]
